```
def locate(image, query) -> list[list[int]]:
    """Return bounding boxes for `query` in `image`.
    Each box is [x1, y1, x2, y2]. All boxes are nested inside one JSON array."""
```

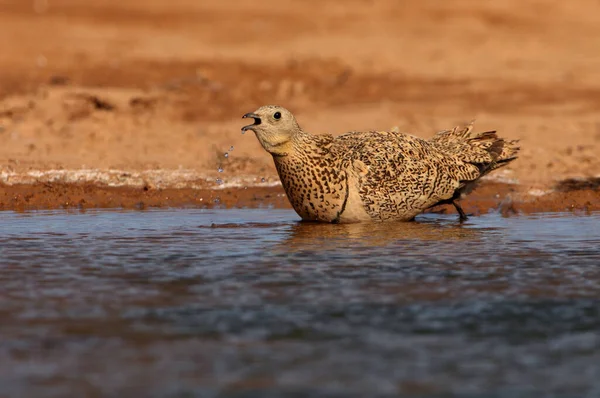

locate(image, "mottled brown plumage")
[[242, 105, 519, 223]]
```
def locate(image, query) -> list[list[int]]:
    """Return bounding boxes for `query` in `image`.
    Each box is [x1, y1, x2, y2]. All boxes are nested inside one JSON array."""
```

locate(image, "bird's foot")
[[452, 201, 469, 223]]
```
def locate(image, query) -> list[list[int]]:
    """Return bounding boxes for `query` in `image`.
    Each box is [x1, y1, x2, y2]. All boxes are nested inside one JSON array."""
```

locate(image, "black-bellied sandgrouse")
[[242, 105, 519, 223]]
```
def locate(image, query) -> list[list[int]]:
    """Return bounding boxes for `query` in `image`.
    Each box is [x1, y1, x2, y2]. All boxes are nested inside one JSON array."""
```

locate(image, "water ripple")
[[1, 209, 599, 397]]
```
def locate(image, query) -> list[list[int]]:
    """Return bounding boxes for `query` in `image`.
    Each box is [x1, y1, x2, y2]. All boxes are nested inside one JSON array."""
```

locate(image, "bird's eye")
[[273, 111, 281, 120]]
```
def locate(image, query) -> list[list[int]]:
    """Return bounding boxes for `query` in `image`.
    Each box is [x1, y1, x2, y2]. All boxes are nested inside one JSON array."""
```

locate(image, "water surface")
[[1, 209, 600, 397]]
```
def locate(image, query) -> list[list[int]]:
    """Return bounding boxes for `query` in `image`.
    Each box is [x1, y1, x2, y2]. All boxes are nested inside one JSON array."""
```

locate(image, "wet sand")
[[1, 0, 599, 212], [2, 181, 600, 218]]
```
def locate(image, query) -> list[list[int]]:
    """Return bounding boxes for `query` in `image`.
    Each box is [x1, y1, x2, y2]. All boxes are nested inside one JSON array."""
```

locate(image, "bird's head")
[[241, 105, 301, 155]]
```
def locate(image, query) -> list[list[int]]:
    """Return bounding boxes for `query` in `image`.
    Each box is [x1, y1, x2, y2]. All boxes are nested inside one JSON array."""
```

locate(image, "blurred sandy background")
[[0, 0, 599, 208]]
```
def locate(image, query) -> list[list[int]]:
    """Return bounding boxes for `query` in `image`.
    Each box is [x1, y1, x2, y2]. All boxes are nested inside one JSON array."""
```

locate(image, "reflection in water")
[[283, 216, 481, 249], [0, 209, 600, 397]]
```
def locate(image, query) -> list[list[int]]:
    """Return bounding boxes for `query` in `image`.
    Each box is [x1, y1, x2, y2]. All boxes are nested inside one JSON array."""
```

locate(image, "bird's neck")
[[262, 139, 293, 157], [270, 130, 331, 159]]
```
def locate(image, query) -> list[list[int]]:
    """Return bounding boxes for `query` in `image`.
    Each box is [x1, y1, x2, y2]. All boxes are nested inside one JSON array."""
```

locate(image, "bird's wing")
[[331, 130, 479, 219]]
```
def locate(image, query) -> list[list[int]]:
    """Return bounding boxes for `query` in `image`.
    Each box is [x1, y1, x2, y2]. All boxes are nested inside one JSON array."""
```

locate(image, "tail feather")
[[430, 122, 475, 144], [430, 122, 519, 176], [426, 122, 520, 213]]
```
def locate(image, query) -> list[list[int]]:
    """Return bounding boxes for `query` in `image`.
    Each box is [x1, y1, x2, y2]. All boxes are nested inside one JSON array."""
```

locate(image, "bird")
[[241, 105, 519, 223]]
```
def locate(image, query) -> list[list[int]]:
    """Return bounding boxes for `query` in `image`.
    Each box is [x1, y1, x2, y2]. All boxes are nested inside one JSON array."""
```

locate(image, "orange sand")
[[1, 0, 599, 212]]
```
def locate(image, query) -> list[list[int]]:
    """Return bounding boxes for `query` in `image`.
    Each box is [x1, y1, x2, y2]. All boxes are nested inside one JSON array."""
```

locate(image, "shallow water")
[[1, 209, 600, 398]]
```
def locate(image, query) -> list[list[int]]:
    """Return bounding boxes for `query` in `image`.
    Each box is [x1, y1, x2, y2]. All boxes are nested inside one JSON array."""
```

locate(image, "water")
[[1, 209, 600, 398]]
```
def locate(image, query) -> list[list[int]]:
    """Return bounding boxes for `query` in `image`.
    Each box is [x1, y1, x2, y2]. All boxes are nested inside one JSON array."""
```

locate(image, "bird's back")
[[330, 124, 518, 221]]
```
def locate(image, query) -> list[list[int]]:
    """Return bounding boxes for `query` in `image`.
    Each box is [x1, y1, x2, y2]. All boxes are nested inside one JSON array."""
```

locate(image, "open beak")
[[242, 112, 261, 132]]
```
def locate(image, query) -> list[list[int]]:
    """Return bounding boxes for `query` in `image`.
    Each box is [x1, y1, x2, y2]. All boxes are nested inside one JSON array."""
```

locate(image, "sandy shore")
[[1, 0, 599, 213]]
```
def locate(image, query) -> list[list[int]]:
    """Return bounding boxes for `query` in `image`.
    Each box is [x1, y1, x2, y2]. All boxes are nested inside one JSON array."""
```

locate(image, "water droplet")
[[218, 167, 223, 173], [216, 178, 223, 185], [229, 146, 234, 151], [241, 130, 246, 135], [261, 178, 266, 183], [224, 153, 229, 158]]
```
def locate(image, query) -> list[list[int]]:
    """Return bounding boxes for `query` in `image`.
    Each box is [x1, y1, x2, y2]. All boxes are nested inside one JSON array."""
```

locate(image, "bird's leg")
[[452, 201, 468, 222]]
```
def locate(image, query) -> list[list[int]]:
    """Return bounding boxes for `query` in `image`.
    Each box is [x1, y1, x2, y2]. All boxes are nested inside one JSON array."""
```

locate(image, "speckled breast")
[[273, 155, 349, 222]]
